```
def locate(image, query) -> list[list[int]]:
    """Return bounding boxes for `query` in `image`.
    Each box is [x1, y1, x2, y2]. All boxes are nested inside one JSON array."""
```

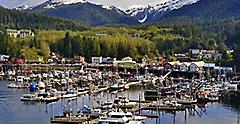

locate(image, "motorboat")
[[97, 111, 145, 124], [20, 93, 41, 101]]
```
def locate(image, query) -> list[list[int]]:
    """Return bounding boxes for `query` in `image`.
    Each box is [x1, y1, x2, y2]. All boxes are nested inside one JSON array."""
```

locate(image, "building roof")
[[7, 29, 18, 33], [168, 61, 180, 66], [191, 61, 205, 67]]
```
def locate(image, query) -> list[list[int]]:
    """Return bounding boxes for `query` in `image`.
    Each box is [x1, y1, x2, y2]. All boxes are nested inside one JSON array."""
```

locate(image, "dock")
[[50, 116, 89, 124]]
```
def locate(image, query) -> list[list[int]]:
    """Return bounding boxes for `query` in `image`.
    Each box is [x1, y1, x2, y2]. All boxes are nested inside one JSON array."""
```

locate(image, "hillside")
[[0, 6, 87, 30]]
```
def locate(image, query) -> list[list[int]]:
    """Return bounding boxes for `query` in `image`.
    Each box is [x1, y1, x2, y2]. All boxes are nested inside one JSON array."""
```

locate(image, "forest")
[[1, 19, 240, 70]]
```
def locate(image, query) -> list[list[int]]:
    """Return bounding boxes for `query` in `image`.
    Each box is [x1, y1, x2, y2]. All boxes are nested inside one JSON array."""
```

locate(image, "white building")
[[7, 29, 34, 38], [92, 57, 103, 64], [0, 54, 10, 62], [189, 61, 205, 72], [180, 62, 191, 72]]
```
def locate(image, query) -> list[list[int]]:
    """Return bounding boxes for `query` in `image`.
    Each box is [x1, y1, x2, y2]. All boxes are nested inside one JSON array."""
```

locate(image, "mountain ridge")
[[10, 0, 240, 25]]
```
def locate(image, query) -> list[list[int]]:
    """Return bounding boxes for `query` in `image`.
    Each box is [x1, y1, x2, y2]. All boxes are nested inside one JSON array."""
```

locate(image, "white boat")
[[97, 111, 145, 124], [77, 88, 88, 96], [41, 96, 59, 103], [110, 83, 125, 91], [0, 71, 5, 76], [114, 97, 137, 108], [8, 83, 18, 88], [176, 98, 197, 104], [101, 100, 113, 109], [97, 118, 129, 124], [17, 76, 24, 82], [62, 91, 77, 98], [20, 93, 41, 101], [90, 109, 102, 118]]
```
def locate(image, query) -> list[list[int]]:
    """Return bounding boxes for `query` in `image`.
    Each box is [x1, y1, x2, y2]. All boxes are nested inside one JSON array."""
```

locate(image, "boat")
[[97, 111, 145, 124], [8, 83, 18, 88], [90, 109, 102, 118], [176, 95, 197, 104], [62, 91, 77, 98], [144, 90, 162, 101], [113, 97, 137, 108], [118, 99, 137, 108], [207, 91, 220, 102], [77, 88, 88, 96], [20, 93, 41, 101], [41, 94, 60, 103], [97, 117, 129, 124], [101, 100, 113, 110], [16, 76, 24, 82], [109, 83, 126, 91]]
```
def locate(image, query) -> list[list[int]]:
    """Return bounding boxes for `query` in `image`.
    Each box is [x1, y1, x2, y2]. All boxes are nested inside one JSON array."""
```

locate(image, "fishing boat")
[[62, 91, 77, 98]]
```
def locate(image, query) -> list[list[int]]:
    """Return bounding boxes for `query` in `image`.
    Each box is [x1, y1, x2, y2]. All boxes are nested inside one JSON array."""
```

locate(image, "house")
[[7, 29, 34, 38], [214, 66, 233, 72], [204, 63, 216, 70], [189, 61, 205, 72], [113, 57, 136, 68], [122, 57, 133, 61], [179, 62, 191, 72], [164, 61, 180, 70], [16, 58, 25, 64], [92, 57, 103, 64], [189, 49, 200, 59], [74, 56, 85, 64], [175, 54, 191, 62], [213, 53, 222, 60], [7, 29, 19, 37], [18, 30, 34, 38], [102, 57, 116, 64], [0, 54, 10, 62]]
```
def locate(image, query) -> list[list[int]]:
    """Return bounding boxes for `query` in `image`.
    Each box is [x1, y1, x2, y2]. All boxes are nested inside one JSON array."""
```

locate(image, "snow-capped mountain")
[[13, 0, 203, 24], [29, 0, 138, 25], [43, 0, 87, 9], [14, 5, 32, 10], [125, 0, 200, 23]]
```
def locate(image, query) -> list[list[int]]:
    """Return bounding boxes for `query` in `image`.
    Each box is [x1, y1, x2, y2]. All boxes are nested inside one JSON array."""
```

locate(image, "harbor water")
[[0, 80, 240, 124]]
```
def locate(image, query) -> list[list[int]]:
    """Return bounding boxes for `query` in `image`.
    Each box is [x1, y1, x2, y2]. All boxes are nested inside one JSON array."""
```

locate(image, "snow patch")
[[138, 14, 148, 23]]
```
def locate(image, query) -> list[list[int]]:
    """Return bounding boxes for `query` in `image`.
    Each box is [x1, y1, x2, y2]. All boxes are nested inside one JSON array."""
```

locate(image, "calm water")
[[0, 80, 240, 124]]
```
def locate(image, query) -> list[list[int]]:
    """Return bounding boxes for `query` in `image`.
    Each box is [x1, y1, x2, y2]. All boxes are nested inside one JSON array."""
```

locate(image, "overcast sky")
[[0, 0, 169, 9]]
